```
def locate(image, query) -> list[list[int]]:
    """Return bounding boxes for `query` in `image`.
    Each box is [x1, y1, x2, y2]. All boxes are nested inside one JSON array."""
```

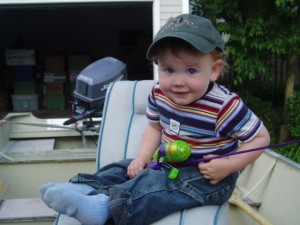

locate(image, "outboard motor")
[[64, 57, 127, 126]]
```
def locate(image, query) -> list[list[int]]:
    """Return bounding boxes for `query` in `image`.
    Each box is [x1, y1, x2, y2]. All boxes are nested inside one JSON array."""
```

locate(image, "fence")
[[269, 55, 300, 86]]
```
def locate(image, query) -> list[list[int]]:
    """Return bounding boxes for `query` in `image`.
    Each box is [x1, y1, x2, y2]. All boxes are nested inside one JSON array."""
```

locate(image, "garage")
[[0, 0, 188, 117], [0, 1, 154, 115]]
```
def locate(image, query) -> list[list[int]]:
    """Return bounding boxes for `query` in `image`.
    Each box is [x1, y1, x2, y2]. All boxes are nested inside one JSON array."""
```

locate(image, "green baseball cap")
[[146, 14, 224, 60]]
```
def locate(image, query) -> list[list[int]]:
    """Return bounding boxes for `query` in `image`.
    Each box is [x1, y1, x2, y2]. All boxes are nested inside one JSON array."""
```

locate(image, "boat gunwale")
[[265, 149, 300, 170]]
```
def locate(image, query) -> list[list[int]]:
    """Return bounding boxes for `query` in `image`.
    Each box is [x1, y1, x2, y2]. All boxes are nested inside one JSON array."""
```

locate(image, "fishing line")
[[187, 139, 300, 165]]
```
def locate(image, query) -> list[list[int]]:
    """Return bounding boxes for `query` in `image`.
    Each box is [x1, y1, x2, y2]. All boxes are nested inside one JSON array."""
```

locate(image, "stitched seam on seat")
[[54, 214, 61, 225], [123, 80, 138, 159], [213, 204, 224, 225], [180, 209, 186, 225], [96, 81, 117, 171]]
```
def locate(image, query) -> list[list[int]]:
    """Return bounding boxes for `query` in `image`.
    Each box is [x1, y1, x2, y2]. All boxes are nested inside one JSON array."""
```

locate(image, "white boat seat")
[[55, 80, 229, 225]]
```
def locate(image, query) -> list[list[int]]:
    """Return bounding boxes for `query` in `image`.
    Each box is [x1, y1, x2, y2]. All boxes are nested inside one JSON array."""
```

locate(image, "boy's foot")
[[43, 186, 109, 225]]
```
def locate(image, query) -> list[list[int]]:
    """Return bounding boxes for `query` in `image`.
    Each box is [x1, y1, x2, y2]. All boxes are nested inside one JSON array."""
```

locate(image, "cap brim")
[[146, 33, 217, 60]]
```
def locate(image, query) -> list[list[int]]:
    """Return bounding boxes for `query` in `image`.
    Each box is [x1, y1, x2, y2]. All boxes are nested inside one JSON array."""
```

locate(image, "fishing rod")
[[150, 139, 300, 179], [7, 121, 77, 130], [6, 120, 100, 132]]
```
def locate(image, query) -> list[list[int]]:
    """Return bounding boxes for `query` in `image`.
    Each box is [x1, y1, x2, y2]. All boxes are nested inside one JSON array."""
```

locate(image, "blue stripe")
[[96, 81, 116, 171], [54, 215, 59, 225], [179, 209, 186, 225], [213, 204, 225, 225], [122, 80, 138, 159]]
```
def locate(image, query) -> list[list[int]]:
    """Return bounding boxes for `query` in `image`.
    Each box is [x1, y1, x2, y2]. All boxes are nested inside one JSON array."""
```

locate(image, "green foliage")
[[232, 80, 284, 144], [192, 0, 300, 163], [287, 89, 300, 138], [275, 144, 300, 163], [270, 88, 300, 163], [192, 0, 300, 85]]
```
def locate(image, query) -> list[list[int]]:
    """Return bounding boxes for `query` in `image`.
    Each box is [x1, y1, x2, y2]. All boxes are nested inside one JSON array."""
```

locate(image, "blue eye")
[[187, 68, 196, 74], [165, 68, 174, 74]]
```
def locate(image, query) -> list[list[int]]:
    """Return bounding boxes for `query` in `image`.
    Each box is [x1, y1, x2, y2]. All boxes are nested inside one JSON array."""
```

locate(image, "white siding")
[[152, 0, 189, 80], [160, 0, 183, 26]]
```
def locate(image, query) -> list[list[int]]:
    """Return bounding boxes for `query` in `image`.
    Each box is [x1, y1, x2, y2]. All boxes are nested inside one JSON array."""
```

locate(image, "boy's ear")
[[210, 59, 224, 81]]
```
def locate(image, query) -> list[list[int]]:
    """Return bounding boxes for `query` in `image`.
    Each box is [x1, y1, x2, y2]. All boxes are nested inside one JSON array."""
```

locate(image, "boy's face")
[[157, 48, 223, 105]]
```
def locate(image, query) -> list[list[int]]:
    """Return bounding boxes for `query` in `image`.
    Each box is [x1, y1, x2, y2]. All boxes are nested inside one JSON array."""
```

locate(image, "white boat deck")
[[0, 113, 99, 164], [0, 198, 57, 223]]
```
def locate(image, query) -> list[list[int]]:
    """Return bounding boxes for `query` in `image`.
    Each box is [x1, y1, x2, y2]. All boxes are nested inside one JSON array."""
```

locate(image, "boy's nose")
[[173, 75, 185, 86]]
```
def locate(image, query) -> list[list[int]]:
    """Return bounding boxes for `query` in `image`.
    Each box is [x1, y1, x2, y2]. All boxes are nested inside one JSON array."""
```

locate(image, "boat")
[[0, 111, 99, 225], [0, 80, 300, 225], [5, 1, 298, 224]]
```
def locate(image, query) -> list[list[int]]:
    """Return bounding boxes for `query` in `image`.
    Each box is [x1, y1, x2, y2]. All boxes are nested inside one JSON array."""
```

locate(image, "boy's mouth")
[[173, 91, 189, 97]]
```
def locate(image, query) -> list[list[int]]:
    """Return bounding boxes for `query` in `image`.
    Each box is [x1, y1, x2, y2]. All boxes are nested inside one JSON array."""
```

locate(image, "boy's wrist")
[[225, 156, 236, 174], [137, 153, 153, 163]]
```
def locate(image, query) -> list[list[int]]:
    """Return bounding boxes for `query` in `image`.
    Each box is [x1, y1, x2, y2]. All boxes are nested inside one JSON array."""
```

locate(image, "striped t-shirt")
[[146, 82, 262, 158]]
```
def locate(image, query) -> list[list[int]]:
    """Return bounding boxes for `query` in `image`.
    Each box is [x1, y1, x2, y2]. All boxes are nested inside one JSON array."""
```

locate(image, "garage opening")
[[0, 2, 153, 115]]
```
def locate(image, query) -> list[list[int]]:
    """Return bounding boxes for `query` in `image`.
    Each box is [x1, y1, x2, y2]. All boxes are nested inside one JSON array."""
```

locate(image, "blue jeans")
[[70, 159, 238, 225]]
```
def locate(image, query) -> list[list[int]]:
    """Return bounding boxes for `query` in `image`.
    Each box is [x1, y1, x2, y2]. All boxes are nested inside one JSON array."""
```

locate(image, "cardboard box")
[[45, 56, 65, 73], [44, 73, 67, 83], [45, 82, 65, 95], [68, 70, 79, 82], [12, 94, 38, 111], [5, 49, 35, 66]]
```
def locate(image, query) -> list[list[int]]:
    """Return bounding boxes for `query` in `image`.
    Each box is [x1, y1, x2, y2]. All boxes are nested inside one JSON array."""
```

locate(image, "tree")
[[192, 0, 300, 142]]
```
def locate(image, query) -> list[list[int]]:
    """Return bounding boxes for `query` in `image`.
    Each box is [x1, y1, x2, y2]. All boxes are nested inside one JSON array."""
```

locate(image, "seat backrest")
[[96, 80, 155, 169], [93, 80, 228, 225]]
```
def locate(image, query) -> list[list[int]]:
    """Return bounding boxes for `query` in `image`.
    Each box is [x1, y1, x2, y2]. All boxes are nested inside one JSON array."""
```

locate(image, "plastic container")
[[12, 95, 38, 111]]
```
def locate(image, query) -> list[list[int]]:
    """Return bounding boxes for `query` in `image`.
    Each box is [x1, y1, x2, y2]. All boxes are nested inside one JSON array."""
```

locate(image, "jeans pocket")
[[181, 170, 237, 206], [203, 172, 238, 205], [203, 184, 232, 205]]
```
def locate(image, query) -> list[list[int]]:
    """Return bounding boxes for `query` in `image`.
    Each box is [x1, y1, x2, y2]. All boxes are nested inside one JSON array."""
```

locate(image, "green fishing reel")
[[153, 140, 191, 179]]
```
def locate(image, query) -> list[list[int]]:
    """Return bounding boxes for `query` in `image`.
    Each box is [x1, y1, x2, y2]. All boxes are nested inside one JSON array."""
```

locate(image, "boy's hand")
[[127, 155, 151, 178], [198, 155, 233, 185]]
